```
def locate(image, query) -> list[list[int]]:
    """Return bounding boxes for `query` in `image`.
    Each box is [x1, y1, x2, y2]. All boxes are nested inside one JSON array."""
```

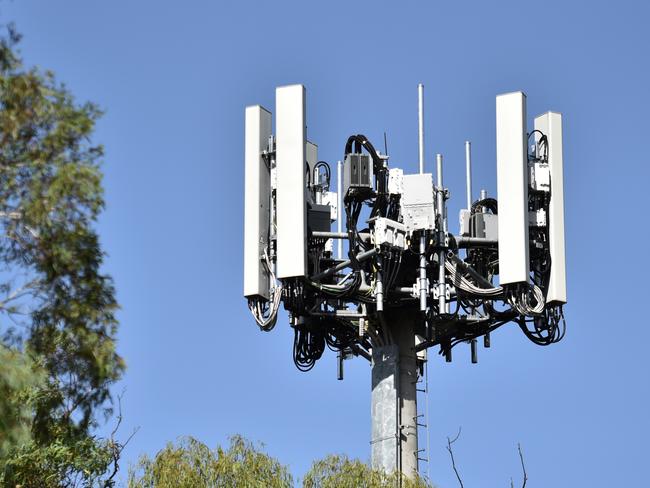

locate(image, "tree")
[[303, 454, 433, 488], [0, 23, 124, 486], [128, 435, 435, 488], [128, 436, 294, 488], [0, 344, 44, 459]]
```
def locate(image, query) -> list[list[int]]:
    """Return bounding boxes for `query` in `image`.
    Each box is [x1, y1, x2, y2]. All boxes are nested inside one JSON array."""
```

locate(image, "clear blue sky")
[[5, 1, 649, 486]]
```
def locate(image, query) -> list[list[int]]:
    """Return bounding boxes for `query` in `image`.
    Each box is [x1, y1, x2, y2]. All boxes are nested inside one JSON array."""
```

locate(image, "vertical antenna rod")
[[337, 160, 342, 259], [418, 83, 425, 174], [418, 83, 427, 312], [436, 154, 447, 314], [465, 141, 472, 210]]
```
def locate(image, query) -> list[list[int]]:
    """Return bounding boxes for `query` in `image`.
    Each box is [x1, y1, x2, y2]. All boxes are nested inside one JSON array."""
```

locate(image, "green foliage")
[[0, 22, 124, 486], [1, 427, 117, 488], [129, 438, 436, 488], [128, 436, 293, 488], [0, 345, 44, 459], [303, 454, 434, 488]]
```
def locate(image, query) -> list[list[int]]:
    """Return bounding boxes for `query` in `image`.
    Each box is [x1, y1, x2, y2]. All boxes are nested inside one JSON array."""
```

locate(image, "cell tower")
[[243, 84, 567, 479]]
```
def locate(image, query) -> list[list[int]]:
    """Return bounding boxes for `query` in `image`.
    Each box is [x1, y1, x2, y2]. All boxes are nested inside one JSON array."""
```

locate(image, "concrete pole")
[[371, 310, 419, 478]]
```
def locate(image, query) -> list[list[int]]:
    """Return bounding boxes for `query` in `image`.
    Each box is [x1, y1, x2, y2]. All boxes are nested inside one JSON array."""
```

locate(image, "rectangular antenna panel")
[[243, 105, 272, 298], [535, 112, 567, 303], [276, 85, 307, 278], [496, 91, 530, 285], [306, 141, 317, 205], [306, 141, 317, 174]]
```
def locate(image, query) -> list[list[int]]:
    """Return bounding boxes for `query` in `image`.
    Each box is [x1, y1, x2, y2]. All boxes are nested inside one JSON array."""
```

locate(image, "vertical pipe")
[[419, 235, 427, 312], [376, 255, 384, 312], [436, 154, 446, 314], [418, 83, 425, 174], [314, 166, 322, 204], [337, 160, 342, 259], [465, 141, 472, 210]]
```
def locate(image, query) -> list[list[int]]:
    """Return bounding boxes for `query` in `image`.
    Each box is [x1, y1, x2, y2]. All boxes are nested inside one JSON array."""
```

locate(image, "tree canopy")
[[128, 436, 294, 488], [0, 23, 124, 486], [303, 454, 432, 488], [128, 436, 435, 488]]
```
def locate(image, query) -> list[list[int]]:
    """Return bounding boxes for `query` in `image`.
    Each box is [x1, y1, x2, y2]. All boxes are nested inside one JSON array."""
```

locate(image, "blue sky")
[[4, 1, 649, 486]]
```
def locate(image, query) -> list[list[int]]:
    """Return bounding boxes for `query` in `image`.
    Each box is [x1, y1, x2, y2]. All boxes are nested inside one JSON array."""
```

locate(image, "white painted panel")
[[306, 141, 317, 205], [535, 112, 567, 303], [496, 91, 530, 284], [276, 85, 307, 278], [306, 141, 318, 174], [243, 105, 272, 298]]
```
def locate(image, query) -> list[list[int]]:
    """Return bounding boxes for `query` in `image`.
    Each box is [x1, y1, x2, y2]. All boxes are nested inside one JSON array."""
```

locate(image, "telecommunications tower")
[[243, 84, 567, 479]]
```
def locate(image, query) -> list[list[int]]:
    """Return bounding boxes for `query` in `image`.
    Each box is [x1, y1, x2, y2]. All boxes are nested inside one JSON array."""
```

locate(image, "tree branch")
[[0, 279, 40, 311], [446, 427, 464, 488], [104, 390, 139, 487], [518, 443, 527, 488]]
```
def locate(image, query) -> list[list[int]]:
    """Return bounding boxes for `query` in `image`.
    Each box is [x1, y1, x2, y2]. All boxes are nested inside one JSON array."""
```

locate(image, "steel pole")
[[418, 83, 425, 174], [465, 141, 472, 210]]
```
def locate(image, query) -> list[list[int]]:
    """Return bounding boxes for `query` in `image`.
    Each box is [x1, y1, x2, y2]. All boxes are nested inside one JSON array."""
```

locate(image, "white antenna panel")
[[496, 91, 530, 285], [535, 112, 567, 304], [243, 105, 272, 298], [306, 141, 317, 175], [276, 85, 307, 279]]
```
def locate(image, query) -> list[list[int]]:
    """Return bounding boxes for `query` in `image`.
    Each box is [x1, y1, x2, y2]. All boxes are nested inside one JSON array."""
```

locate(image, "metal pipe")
[[453, 236, 497, 248], [313, 231, 348, 239], [311, 310, 367, 318], [312, 248, 377, 280], [351, 343, 371, 361], [376, 255, 384, 312], [446, 251, 496, 289], [436, 154, 446, 314], [312, 231, 371, 240], [337, 160, 342, 259], [465, 141, 472, 210], [418, 83, 425, 174], [437, 154, 443, 194], [419, 235, 427, 311], [314, 166, 322, 204]]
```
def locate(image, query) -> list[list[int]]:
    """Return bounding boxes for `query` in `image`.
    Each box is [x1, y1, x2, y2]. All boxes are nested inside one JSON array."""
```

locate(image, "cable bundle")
[[517, 304, 565, 345], [293, 324, 325, 372], [247, 249, 282, 331], [506, 284, 545, 316], [445, 260, 502, 298]]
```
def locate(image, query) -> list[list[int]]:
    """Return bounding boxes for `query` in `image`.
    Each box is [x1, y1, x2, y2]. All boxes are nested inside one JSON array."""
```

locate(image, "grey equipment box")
[[343, 154, 374, 199], [472, 212, 498, 241], [308, 204, 332, 233]]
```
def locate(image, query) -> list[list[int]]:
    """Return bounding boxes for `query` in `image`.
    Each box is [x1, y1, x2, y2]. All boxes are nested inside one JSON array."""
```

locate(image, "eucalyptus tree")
[[0, 24, 124, 486]]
